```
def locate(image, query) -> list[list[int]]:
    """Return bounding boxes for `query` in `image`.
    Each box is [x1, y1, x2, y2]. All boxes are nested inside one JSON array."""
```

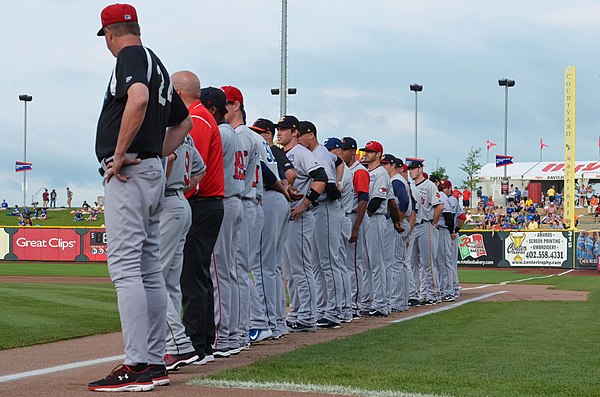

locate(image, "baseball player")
[[277, 115, 328, 332], [340, 137, 370, 318], [249, 118, 292, 340], [441, 180, 464, 301], [197, 87, 245, 359], [325, 137, 355, 323], [90, 3, 192, 391], [407, 160, 443, 305], [222, 85, 261, 350], [297, 122, 344, 329], [360, 141, 391, 317], [381, 154, 410, 312], [434, 178, 454, 301], [161, 133, 206, 371]]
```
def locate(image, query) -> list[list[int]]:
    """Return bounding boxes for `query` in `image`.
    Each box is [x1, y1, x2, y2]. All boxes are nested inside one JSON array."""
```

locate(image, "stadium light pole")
[[498, 78, 515, 203], [410, 83, 423, 157], [270, 0, 297, 118], [19, 94, 33, 207]]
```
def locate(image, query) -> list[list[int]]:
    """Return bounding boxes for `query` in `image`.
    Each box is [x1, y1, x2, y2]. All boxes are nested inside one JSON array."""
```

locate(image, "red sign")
[[12, 228, 80, 261]]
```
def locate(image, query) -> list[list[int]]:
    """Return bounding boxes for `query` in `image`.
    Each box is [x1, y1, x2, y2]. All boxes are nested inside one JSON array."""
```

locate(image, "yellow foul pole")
[[564, 66, 576, 229]]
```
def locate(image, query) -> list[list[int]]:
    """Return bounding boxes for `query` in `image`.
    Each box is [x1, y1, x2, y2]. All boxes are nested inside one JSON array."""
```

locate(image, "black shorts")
[[463, 200, 470, 207]]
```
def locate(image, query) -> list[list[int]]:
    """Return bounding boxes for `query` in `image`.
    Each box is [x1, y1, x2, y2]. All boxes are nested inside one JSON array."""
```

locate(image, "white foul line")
[[390, 291, 507, 323], [499, 268, 574, 285], [0, 354, 125, 384]]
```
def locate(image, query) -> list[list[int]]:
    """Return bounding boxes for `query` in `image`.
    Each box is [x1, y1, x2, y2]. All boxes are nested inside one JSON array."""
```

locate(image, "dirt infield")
[[0, 274, 588, 397]]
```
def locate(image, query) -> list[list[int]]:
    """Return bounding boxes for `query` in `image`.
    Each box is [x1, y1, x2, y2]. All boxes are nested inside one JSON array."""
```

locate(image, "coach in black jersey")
[[89, 4, 192, 392]]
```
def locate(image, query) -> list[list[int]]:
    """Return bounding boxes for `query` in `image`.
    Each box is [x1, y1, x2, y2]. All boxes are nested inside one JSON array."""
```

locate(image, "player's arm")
[[108, 82, 149, 182], [387, 200, 405, 233], [432, 203, 444, 226], [165, 152, 176, 178], [335, 157, 344, 186], [163, 116, 192, 157], [290, 167, 327, 220]]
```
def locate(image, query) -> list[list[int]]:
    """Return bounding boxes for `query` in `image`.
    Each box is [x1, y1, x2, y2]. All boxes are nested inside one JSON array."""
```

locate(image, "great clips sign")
[[11, 228, 80, 261]]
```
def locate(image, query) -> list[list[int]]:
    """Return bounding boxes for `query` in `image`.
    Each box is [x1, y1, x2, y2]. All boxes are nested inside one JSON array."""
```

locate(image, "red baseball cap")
[[360, 141, 383, 153], [97, 3, 138, 36], [441, 180, 452, 190], [221, 85, 244, 105]]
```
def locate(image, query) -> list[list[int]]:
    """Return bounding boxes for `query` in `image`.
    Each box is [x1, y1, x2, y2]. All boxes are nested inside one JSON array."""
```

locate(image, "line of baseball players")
[[158, 78, 467, 374]]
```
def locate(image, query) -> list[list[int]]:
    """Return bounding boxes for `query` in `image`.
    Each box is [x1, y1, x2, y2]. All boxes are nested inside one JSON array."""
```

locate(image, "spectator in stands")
[[523, 186, 529, 201], [588, 195, 599, 214], [462, 187, 471, 210], [515, 186, 522, 202], [1, 199, 8, 210], [73, 210, 84, 221], [42, 189, 49, 208], [547, 185, 556, 203], [527, 218, 539, 230], [578, 184, 587, 207], [50, 189, 57, 208], [82, 201, 90, 211], [40, 208, 47, 220], [476, 186, 483, 201]]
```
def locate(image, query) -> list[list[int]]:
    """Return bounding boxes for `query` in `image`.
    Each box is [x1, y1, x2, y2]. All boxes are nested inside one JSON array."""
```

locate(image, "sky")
[[2, 0, 600, 207]]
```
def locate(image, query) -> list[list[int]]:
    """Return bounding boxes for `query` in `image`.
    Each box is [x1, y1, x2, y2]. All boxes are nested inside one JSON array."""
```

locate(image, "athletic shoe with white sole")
[[316, 319, 341, 329], [147, 365, 169, 386], [249, 328, 273, 343], [88, 364, 154, 392], [213, 348, 231, 358], [287, 322, 317, 333], [164, 352, 199, 371]]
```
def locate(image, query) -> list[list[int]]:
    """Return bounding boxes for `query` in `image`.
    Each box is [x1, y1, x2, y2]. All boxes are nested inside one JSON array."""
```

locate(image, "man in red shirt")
[[171, 70, 224, 363], [462, 188, 472, 211]]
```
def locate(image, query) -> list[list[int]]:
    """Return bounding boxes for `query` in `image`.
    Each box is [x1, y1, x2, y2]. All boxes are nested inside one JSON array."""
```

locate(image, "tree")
[[430, 166, 449, 181], [460, 146, 483, 191]]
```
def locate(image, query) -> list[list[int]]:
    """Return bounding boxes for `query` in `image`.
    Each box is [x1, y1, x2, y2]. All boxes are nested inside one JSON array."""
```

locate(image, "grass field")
[[0, 262, 108, 277], [0, 208, 104, 227], [2, 265, 599, 396], [202, 270, 600, 397]]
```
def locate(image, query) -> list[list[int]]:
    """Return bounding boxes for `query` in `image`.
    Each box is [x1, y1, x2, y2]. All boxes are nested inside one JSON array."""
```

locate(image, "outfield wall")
[[0, 227, 107, 262], [1, 227, 599, 269], [458, 230, 598, 270]]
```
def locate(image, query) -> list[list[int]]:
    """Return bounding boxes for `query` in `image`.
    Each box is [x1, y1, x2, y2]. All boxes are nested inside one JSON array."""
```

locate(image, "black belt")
[[137, 152, 160, 160], [417, 219, 432, 225], [165, 189, 179, 197], [188, 196, 223, 202]]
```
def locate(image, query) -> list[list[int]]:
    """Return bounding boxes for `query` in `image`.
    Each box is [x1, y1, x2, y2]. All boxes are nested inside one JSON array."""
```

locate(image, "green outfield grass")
[[205, 272, 600, 397], [0, 262, 109, 277], [0, 208, 104, 227], [0, 283, 118, 350]]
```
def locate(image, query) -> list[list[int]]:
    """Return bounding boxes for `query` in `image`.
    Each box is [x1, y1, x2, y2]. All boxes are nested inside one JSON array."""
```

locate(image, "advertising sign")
[[0, 228, 9, 259], [502, 231, 571, 267], [85, 229, 108, 262], [457, 232, 503, 267], [11, 228, 81, 261], [575, 231, 600, 270]]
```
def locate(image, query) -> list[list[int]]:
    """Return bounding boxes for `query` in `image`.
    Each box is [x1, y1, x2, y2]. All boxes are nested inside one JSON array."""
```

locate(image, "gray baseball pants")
[[451, 237, 460, 295], [364, 214, 388, 315], [236, 199, 257, 346], [105, 158, 167, 366], [313, 200, 344, 323], [392, 218, 410, 311], [384, 218, 396, 312], [283, 210, 317, 326], [159, 190, 194, 355], [437, 228, 453, 297], [410, 222, 439, 301], [251, 190, 289, 332], [347, 212, 368, 315], [249, 202, 270, 330], [211, 196, 242, 351], [339, 215, 354, 322]]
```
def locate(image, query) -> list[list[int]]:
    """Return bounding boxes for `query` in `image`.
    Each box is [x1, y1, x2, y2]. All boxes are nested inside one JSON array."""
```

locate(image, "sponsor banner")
[[85, 229, 108, 262], [11, 228, 80, 261], [563, 66, 576, 228], [502, 231, 572, 268], [457, 232, 503, 267], [575, 231, 600, 270], [0, 229, 9, 259]]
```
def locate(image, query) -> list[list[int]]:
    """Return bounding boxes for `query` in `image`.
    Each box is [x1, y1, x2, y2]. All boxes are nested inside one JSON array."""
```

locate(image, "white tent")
[[476, 160, 600, 203]]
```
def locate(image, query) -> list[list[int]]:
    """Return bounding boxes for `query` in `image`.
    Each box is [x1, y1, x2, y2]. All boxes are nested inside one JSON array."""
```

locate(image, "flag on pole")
[[540, 138, 548, 150], [15, 161, 32, 173], [495, 154, 513, 168], [487, 140, 497, 150]]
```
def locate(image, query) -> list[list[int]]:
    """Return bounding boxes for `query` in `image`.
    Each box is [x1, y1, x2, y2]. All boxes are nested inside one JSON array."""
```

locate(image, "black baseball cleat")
[[88, 364, 154, 392], [408, 298, 421, 307], [287, 321, 317, 333], [316, 319, 341, 329], [442, 295, 456, 302], [147, 364, 169, 386], [421, 299, 437, 306], [367, 309, 389, 317], [164, 351, 199, 371]]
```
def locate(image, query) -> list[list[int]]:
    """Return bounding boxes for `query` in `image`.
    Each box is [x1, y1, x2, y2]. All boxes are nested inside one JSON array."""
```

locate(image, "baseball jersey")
[[286, 143, 323, 209], [347, 160, 370, 213], [252, 132, 279, 198], [185, 100, 224, 199], [368, 165, 390, 215], [165, 134, 205, 190], [271, 145, 295, 177], [448, 194, 463, 225], [220, 123, 245, 198], [412, 178, 443, 224], [312, 145, 337, 201], [235, 124, 261, 200], [339, 163, 354, 214], [96, 45, 188, 161], [437, 191, 452, 228], [389, 174, 411, 215]]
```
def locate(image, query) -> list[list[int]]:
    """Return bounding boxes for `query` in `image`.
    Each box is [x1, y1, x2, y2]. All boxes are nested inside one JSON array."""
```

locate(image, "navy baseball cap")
[[341, 137, 358, 150], [381, 153, 397, 164], [407, 160, 424, 169], [298, 121, 317, 136], [276, 115, 299, 129], [249, 118, 276, 134], [200, 87, 227, 108], [429, 174, 441, 183], [324, 137, 343, 151]]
